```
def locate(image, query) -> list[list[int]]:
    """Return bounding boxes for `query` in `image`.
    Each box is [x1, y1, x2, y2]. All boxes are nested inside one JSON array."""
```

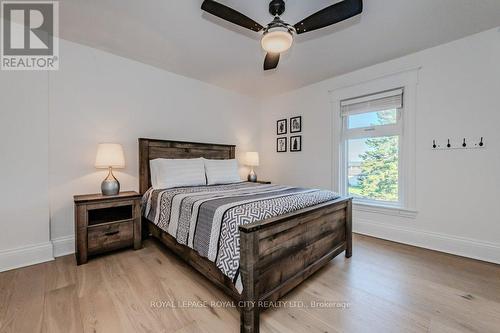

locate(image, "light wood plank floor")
[[1, 234, 499, 333]]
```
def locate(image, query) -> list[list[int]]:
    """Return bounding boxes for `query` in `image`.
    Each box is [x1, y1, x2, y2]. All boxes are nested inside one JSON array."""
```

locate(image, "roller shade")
[[340, 88, 403, 117]]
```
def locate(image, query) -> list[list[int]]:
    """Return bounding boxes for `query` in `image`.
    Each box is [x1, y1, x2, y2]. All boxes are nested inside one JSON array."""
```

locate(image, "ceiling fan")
[[201, 0, 363, 71]]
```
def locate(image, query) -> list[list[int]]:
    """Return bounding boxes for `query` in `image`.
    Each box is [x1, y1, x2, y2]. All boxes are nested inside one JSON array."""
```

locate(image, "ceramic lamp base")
[[101, 167, 120, 196], [247, 169, 257, 182]]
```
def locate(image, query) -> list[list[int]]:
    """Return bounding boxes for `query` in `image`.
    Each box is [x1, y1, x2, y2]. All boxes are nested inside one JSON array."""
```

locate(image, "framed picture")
[[290, 116, 302, 133], [277, 137, 287, 152], [290, 135, 302, 152], [277, 119, 287, 135]]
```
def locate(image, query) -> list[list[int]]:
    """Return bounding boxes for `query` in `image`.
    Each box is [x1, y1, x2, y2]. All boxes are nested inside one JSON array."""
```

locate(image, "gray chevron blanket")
[[143, 182, 339, 292]]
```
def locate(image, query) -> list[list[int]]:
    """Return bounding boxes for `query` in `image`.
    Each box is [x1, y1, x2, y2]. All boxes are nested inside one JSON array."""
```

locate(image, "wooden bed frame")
[[139, 138, 352, 333]]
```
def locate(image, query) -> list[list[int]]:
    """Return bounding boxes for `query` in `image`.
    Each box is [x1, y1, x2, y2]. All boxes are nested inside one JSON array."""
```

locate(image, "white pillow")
[[204, 159, 242, 185], [150, 158, 206, 189]]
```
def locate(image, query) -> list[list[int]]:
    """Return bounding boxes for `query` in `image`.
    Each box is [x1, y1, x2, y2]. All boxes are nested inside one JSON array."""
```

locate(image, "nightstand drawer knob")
[[104, 230, 120, 236]]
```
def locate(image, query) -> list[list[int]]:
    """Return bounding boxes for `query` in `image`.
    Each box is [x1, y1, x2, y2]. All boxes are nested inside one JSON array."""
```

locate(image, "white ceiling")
[[59, 0, 500, 97]]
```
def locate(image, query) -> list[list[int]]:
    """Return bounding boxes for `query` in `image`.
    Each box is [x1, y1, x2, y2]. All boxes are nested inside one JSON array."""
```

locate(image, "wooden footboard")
[[138, 138, 352, 333], [239, 197, 352, 333]]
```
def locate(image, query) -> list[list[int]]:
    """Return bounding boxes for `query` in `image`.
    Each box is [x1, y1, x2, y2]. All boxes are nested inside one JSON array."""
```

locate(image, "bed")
[[139, 138, 352, 333]]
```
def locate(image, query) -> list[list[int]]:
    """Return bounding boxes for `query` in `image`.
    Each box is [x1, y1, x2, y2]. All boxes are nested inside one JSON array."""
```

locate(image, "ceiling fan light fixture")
[[201, 0, 363, 71], [261, 28, 293, 53]]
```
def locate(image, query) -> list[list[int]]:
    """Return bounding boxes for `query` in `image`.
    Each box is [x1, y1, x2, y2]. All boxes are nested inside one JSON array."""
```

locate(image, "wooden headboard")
[[138, 138, 236, 194]]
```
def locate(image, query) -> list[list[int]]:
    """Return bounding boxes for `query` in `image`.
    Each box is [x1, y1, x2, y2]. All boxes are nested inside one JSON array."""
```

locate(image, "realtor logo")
[[1, 1, 59, 70]]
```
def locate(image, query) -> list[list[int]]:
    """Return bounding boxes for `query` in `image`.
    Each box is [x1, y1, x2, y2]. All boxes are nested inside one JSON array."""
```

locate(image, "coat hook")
[[462, 138, 467, 148], [447, 139, 451, 148], [432, 140, 437, 149], [479, 137, 484, 147]]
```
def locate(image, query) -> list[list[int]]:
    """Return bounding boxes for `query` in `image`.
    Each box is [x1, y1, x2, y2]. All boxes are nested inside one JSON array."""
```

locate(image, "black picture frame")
[[277, 119, 287, 135], [277, 137, 287, 152], [290, 135, 302, 152], [290, 116, 302, 133]]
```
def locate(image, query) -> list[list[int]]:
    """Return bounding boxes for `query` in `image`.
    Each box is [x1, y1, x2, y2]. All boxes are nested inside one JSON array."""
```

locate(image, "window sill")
[[353, 201, 418, 219]]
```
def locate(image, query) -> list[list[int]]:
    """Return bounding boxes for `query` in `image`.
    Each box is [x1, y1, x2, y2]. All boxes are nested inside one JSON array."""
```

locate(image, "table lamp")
[[95, 143, 125, 195], [246, 152, 259, 182]]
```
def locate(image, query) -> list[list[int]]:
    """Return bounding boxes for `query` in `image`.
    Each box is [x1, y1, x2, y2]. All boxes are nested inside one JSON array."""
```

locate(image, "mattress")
[[143, 182, 339, 291]]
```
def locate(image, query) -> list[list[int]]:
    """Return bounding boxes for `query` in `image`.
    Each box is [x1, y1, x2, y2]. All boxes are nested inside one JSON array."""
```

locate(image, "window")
[[340, 88, 404, 207]]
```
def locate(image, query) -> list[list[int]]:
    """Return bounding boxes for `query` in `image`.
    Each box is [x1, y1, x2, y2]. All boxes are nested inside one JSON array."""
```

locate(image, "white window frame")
[[341, 96, 404, 207], [330, 68, 419, 215]]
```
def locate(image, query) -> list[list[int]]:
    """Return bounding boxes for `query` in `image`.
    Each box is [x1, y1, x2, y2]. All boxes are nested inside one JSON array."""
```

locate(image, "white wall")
[[2, 28, 499, 271], [0, 71, 53, 271], [1, 39, 261, 268], [259, 27, 500, 263], [49, 40, 261, 254]]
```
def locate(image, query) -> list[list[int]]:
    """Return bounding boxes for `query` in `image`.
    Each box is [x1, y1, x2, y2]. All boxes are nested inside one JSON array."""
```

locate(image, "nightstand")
[[255, 180, 271, 184], [74, 191, 142, 265]]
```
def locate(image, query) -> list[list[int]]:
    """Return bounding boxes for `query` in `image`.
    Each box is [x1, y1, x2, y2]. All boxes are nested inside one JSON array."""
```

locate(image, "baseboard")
[[354, 218, 500, 265], [5, 223, 495, 272], [52, 235, 75, 257], [0, 242, 54, 272]]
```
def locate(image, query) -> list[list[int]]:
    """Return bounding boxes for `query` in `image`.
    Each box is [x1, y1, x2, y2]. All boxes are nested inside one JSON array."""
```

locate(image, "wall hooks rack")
[[431, 137, 486, 150]]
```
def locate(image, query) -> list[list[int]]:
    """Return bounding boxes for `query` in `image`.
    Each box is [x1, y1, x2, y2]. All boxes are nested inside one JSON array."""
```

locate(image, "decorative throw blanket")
[[143, 182, 339, 292]]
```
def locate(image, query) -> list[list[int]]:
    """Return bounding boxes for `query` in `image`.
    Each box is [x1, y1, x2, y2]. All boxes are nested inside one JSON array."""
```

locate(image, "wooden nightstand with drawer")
[[74, 191, 142, 265]]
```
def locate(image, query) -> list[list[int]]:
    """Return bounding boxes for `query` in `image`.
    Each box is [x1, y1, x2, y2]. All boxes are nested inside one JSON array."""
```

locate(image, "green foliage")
[[378, 110, 397, 124], [357, 110, 399, 201]]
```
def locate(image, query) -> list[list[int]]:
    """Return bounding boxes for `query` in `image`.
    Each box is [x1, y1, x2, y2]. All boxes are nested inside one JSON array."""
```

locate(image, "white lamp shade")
[[95, 143, 125, 169], [261, 29, 293, 53], [246, 152, 260, 167]]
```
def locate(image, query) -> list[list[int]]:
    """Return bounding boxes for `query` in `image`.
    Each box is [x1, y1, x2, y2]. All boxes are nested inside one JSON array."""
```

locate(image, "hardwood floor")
[[1, 234, 499, 333]]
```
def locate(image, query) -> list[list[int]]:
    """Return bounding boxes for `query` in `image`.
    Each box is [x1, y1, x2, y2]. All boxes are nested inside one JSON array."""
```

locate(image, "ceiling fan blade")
[[201, 0, 264, 32], [294, 0, 363, 34], [264, 53, 280, 71]]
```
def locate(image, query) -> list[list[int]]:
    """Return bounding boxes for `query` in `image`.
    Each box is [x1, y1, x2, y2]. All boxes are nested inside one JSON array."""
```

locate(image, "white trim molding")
[[52, 235, 75, 257], [354, 203, 417, 218], [354, 218, 500, 265], [0, 242, 54, 272], [330, 67, 420, 212]]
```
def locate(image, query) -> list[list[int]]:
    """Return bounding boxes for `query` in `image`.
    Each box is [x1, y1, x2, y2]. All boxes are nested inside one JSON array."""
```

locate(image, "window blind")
[[340, 88, 403, 117]]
